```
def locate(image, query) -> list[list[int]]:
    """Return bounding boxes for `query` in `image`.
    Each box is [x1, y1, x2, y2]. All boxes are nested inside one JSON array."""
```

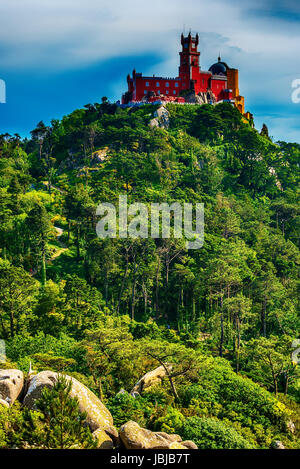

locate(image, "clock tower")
[[178, 32, 200, 91]]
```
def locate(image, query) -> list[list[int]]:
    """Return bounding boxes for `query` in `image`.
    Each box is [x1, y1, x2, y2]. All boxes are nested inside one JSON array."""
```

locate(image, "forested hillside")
[[0, 100, 299, 449]]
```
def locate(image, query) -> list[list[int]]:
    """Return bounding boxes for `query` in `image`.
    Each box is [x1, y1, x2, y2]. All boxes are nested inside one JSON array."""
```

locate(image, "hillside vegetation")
[[0, 100, 299, 449]]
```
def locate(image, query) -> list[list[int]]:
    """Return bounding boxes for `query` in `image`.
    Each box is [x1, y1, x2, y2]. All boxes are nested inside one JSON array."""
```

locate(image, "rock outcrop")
[[23, 371, 117, 439], [181, 440, 198, 449], [272, 440, 285, 449], [91, 147, 110, 165], [149, 118, 159, 128], [286, 419, 296, 434], [149, 106, 170, 129], [0, 369, 24, 405], [131, 365, 172, 395], [169, 441, 189, 449], [0, 398, 9, 408], [155, 106, 170, 128], [183, 90, 217, 105], [0, 368, 197, 450], [92, 428, 114, 449], [155, 431, 182, 443], [119, 421, 197, 449]]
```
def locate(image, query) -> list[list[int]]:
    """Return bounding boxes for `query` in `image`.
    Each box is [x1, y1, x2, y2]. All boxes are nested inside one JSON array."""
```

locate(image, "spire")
[[218, 53, 221, 62]]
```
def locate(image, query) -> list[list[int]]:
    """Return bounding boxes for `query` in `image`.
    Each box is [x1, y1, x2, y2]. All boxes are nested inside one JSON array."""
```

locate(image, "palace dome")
[[209, 57, 229, 76]]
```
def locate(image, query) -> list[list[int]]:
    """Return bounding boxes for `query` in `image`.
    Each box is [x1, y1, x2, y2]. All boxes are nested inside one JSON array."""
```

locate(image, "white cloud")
[[0, 1, 231, 67], [1, 0, 297, 67]]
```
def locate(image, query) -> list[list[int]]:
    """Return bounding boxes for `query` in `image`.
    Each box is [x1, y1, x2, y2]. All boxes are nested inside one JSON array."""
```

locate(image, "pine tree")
[[23, 375, 96, 449], [260, 123, 270, 139], [26, 203, 53, 287]]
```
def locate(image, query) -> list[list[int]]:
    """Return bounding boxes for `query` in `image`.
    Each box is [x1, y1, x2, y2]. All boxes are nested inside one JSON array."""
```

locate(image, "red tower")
[[179, 33, 201, 92]]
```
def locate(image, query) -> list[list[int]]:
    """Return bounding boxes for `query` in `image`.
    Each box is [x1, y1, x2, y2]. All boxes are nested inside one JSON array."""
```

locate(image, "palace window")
[[175, 83, 179, 87], [156, 82, 160, 87], [173, 90, 176, 95], [166, 90, 169, 94], [146, 82, 149, 87], [166, 82, 169, 87]]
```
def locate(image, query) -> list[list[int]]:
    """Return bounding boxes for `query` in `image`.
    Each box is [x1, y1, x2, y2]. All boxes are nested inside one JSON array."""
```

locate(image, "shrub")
[[179, 361, 291, 431], [180, 416, 254, 449], [107, 392, 152, 428], [153, 407, 185, 434]]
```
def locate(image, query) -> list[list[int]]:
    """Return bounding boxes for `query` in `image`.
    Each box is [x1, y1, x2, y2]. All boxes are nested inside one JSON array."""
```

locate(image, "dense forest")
[[0, 99, 299, 449]]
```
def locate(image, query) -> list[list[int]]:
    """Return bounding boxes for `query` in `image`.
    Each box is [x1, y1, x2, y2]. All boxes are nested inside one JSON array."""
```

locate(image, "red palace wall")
[[210, 77, 228, 101], [132, 76, 182, 101], [193, 71, 211, 94]]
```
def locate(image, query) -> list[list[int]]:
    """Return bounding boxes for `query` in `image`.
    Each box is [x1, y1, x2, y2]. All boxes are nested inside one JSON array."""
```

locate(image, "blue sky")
[[0, 0, 299, 142]]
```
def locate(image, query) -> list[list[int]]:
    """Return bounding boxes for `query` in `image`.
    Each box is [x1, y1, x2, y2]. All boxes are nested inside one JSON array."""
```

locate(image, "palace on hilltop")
[[122, 32, 252, 120]]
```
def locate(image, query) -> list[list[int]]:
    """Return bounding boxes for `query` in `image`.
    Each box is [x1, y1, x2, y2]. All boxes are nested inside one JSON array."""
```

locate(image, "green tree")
[[0, 262, 38, 338], [26, 203, 53, 286], [64, 184, 94, 259], [240, 335, 297, 395], [137, 338, 199, 402]]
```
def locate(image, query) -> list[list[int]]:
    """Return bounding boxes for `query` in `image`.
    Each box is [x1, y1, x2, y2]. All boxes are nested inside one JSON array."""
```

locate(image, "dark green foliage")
[[179, 362, 291, 431], [180, 416, 254, 449], [107, 392, 151, 428], [0, 402, 31, 449]]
